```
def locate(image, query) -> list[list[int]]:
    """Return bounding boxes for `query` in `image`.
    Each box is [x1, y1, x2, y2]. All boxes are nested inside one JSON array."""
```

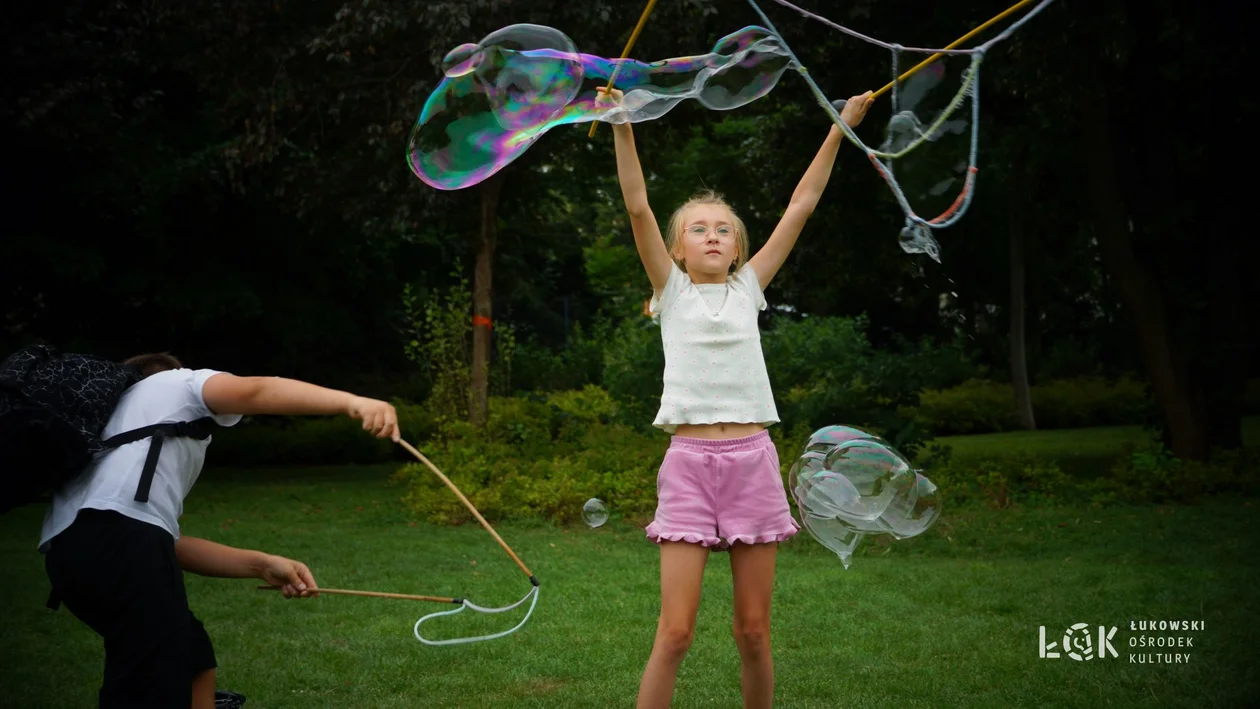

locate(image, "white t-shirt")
[[39, 368, 241, 550], [649, 263, 779, 433]]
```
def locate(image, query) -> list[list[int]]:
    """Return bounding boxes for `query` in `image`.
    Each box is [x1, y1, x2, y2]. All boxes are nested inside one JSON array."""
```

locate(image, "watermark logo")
[[1039, 623, 1119, 660], [1039, 620, 1203, 664]]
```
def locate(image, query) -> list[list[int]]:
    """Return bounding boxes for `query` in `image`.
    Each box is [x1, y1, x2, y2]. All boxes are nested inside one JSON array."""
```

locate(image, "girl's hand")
[[839, 90, 874, 128]]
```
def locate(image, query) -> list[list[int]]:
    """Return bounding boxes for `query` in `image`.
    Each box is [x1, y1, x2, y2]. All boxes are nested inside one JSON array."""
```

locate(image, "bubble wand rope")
[[791, 0, 1033, 183], [260, 438, 540, 646], [756, 0, 1048, 138], [588, 0, 660, 138], [745, 0, 1055, 256], [868, 0, 1035, 100]]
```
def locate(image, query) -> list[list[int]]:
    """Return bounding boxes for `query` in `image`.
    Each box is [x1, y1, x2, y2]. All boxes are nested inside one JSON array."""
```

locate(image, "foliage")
[[2, 0, 1254, 464], [393, 390, 664, 525], [929, 453, 1072, 509], [598, 311, 982, 456], [600, 316, 667, 430], [1084, 444, 1260, 506], [402, 272, 517, 420], [761, 315, 977, 458], [925, 439, 1259, 510], [913, 376, 1155, 435], [510, 321, 606, 393], [403, 275, 472, 420]]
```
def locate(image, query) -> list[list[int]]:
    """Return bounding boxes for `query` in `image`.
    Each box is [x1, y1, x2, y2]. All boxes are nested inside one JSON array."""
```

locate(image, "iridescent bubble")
[[789, 425, 941, 568], [582, 498, 608, 528], [442, 43, 482, 78], [408, 24, 793, 190]]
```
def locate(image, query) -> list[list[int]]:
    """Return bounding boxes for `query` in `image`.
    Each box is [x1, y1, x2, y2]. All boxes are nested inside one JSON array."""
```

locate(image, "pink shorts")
[[645, 431, 800, 550]]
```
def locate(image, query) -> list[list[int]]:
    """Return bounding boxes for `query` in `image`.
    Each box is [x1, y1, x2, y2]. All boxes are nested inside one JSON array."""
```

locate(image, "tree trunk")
[[1079, 95, 1208, 460], [1008, 148, 1036, 430], [469, 174, 503, 428], [1127, 0, 1246, 454], [1102, 0, 1246, 458]]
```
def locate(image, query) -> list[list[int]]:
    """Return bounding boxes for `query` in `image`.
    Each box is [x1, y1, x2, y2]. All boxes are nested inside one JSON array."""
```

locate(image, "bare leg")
[[636, 542, 710, 709], [191, 668, 215, 709], [730, 542, 778, 709]]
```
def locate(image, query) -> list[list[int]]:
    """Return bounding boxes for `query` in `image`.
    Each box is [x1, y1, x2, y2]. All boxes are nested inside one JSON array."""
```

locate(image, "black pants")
[[45, 508, 217, 708]]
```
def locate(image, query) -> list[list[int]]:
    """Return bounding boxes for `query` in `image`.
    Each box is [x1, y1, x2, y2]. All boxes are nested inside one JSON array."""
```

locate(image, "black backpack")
[[0, 344, 215, 514]]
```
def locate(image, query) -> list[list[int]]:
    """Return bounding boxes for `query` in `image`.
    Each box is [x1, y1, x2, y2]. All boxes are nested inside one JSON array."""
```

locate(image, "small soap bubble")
[[582, 498, 608, 528]]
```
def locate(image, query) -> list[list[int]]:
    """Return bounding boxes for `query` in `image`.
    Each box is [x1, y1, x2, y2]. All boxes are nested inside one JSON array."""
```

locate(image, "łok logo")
[[1039, 623, 1118, 660]]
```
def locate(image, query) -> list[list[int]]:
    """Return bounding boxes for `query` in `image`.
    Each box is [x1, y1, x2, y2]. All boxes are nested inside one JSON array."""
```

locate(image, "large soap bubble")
[[789, 425, 940, 568], [408, 23, 793, 190]]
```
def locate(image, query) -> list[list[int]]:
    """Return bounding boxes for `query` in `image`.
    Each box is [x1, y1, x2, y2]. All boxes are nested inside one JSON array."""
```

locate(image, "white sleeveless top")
[[649, 263, 779, 433]]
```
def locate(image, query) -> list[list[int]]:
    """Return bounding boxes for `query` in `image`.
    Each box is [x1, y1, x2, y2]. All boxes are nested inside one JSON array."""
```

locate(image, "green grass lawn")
[[2, 432, 1258, 707]]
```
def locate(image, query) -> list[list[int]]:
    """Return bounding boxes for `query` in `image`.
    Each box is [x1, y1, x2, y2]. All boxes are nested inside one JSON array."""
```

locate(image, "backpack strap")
[[100, 417, 217, 503]]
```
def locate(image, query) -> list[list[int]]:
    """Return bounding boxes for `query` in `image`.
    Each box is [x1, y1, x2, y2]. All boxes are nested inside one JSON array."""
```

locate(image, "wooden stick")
[[870, 0, 1034, 100], [588, 0, 660, 138], [258, 585, 455, 603], [397, 439, 535, 580]]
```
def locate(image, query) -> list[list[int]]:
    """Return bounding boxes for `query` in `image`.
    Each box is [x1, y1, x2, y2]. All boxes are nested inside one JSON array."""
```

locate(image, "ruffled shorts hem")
[[723, 523, 800, 548], [646, 521, 800, 551], [644, 524, 724, 549]]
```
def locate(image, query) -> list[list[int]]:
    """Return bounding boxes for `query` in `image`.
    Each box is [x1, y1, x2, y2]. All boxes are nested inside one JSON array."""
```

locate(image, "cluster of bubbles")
[[789, 425, 940, 568], [407, 23, 792, 190]]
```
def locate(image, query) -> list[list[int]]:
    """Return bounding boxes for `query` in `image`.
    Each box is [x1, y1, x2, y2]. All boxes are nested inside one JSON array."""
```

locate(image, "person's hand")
[[347, 396, 400, 442], [595, 86, 624, 107], [839, 90, 874, 128], [259, 554, 319, 598]]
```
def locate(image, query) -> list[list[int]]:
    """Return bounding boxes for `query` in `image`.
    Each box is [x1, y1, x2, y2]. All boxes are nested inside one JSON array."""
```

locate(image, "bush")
[[597, 312, 981, 460], [394, 390, 666, 525], [1083, 444, 1260, 506], [912, 379, 1018, 435], [913, 376, 1156, 435], [916, 442, 1257, 510], [1032, 376, 1153, 428], [927, 453, 1072, 508], [760, 316, 977, 460], [547, 384, 620, 442], [510, 323, 606, 393], [601, 316, 665, 429]]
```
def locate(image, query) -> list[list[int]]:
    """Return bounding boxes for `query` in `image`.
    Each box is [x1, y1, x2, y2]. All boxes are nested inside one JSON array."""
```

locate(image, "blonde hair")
[[664, 189, 750, 272]]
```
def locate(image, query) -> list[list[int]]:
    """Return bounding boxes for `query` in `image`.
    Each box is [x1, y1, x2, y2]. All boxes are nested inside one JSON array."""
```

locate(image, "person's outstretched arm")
[[201, 374, 400, 442], [602, 87, 674, 293], [175, 535, 318, 598], [749, 91, 874, 288]]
